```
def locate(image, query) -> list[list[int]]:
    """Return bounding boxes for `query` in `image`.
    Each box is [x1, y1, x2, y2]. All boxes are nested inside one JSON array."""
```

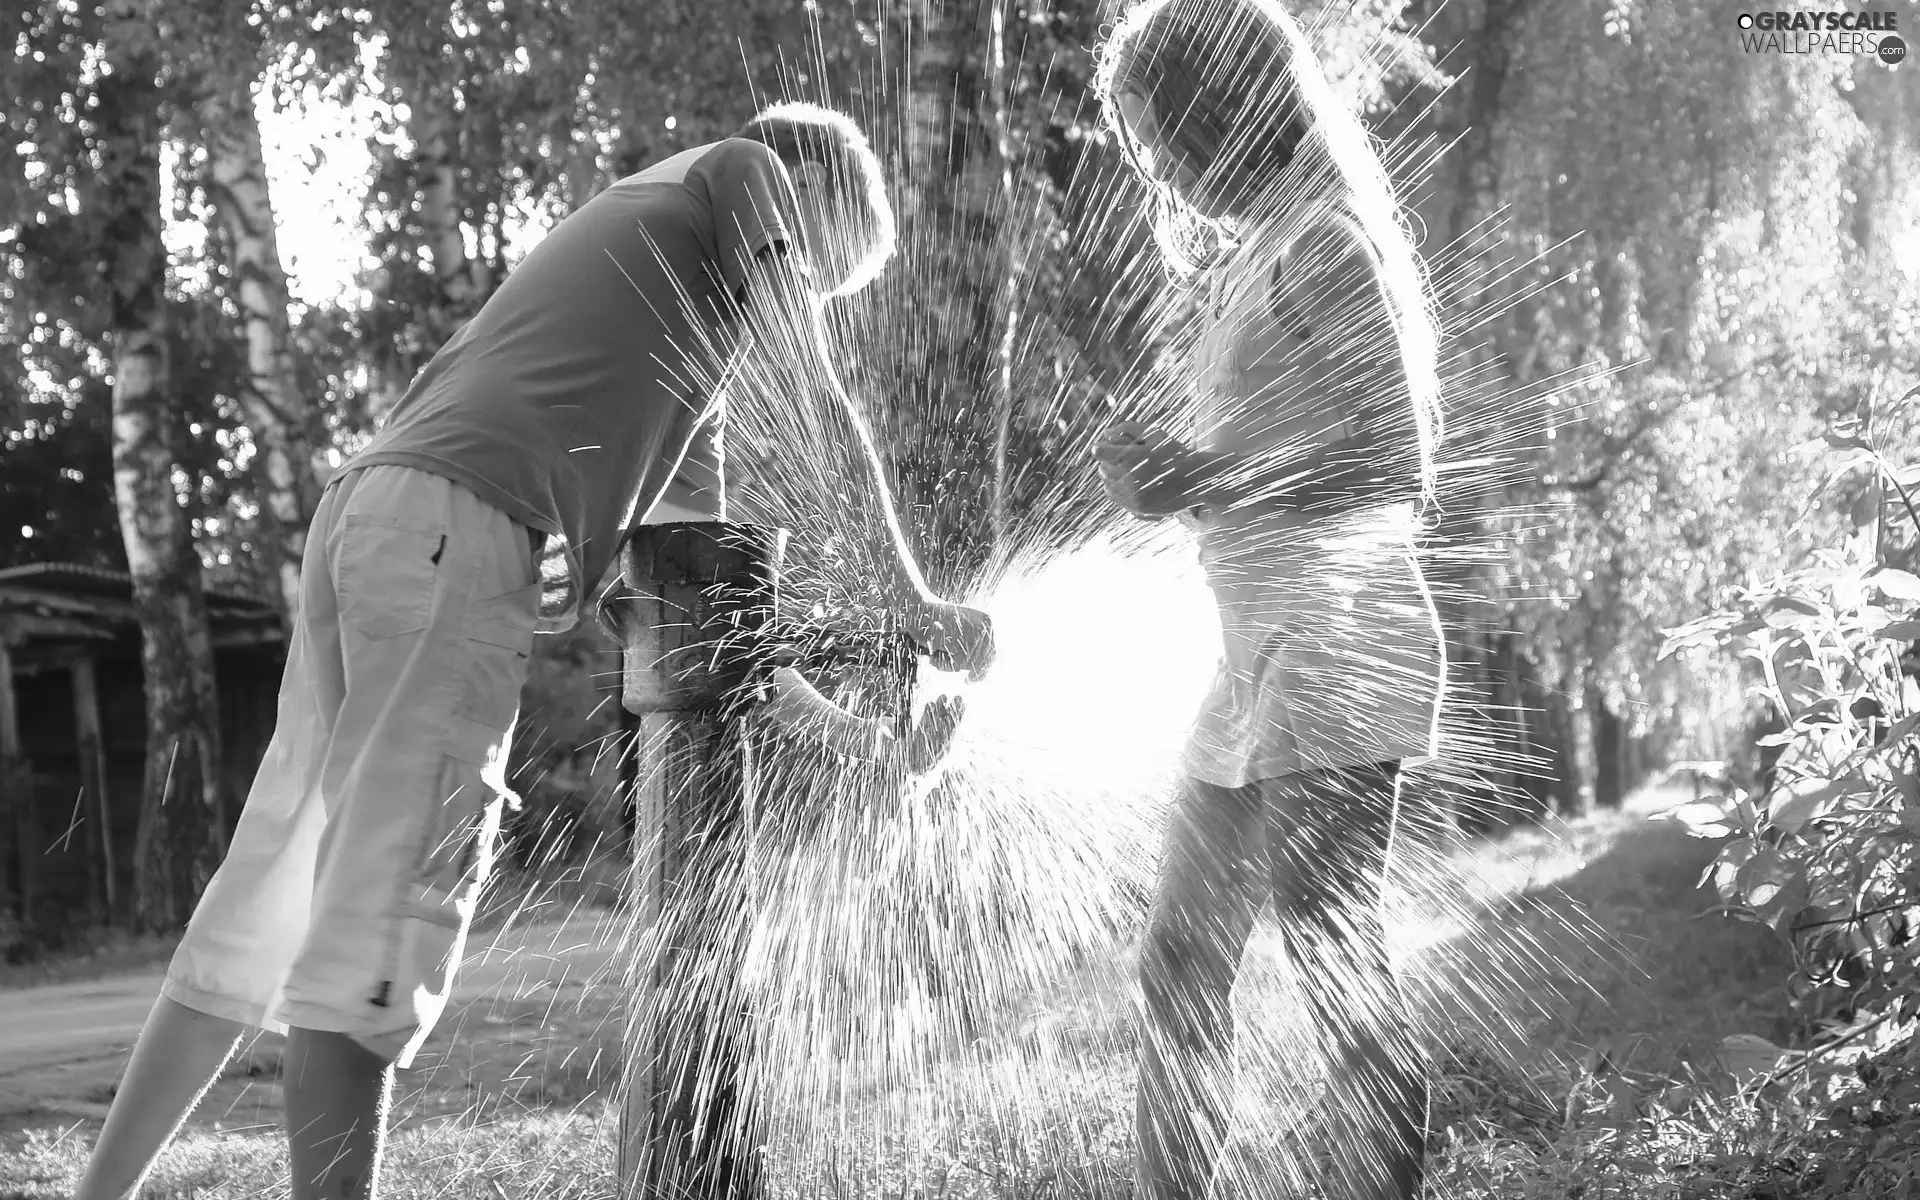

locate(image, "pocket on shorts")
[[403, 752, 504, 927], [338, 514, 445, 640], [383, 751, 505, 1013], [453, 585, 540, 728]]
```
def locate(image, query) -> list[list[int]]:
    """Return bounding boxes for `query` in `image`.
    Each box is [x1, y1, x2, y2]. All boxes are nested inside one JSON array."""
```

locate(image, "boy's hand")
[[904, 695, 966, 774], [909, 602, 995, 681], [1092, 422, 1203, 517]]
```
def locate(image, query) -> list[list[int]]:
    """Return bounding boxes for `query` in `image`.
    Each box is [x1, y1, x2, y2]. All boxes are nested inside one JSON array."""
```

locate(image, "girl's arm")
[[760, 666, 896, 759], [1180, 217, 1426, 515], [1182, 420, 1418, 514], [1096, 400, 1416, 517], [759, 667, 966, 773]]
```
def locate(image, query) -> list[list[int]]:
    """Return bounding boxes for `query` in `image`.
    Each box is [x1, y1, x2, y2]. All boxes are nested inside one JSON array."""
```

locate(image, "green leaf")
[[1764, 594, 1827, 622], [1868, 569, 1920, 602], [1793, 697, 1843, 727], [1876, 711, 1920, 752], [1892, 770, 1920, 808], [1667, 801, 1734, 839], [1874, 620, 1920, 641], [1716, 1033, 1787, 1085], [1658, 612, 1754, 658], [1769, 778, 1839, 834]]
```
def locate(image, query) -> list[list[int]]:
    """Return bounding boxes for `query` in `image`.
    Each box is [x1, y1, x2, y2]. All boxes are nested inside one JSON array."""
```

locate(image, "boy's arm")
[[736, 251, 994, 677], [641, 400, 728, 525], [737, 251, 927, 604]]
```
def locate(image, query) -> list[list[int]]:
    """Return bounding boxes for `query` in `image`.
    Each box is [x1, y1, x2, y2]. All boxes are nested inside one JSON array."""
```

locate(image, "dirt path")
[[0, 907, 626, 1135], [1438, 783, 1797, 1084]]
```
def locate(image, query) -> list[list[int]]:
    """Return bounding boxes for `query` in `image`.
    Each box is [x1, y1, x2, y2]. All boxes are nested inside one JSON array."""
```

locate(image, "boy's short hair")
[[736, 102, 896, 296]]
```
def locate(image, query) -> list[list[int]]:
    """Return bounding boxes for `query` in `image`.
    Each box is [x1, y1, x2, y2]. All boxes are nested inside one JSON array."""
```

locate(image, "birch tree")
[[203, 72, 321, 621], [101, 0, 227, 932]]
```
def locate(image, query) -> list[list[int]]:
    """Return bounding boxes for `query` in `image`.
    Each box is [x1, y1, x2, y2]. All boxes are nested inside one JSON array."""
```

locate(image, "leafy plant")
[[1660, 390, 1920, 1034]]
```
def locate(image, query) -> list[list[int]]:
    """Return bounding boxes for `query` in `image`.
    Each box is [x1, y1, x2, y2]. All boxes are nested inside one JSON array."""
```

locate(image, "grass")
[[0, 1110, 616, 1200], [0, 855, 622, 993], [1420, 801, 1920, 1200], [0, 926, 180, 992], [2, 790, 1912, 1199]]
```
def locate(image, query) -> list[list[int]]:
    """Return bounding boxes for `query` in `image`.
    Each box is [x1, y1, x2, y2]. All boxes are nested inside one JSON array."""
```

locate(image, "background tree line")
[[3, 0, 1917, 933]]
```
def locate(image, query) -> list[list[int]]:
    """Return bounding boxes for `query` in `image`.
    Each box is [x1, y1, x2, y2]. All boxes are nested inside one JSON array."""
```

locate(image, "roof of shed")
[[0, 562, 273, 614], [0, 562, 283, 655]]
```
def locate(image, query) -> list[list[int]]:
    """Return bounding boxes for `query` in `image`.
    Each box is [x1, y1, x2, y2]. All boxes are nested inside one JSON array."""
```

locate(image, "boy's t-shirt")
[[342, 138, 802, 631]]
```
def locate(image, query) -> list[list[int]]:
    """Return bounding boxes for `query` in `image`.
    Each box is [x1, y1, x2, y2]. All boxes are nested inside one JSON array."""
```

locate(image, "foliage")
[[1661, 393, 1920, 1036], [502, 621, 626, 869], [1430, 1030, 1920, 1200], [1427, 0, 1920, 809]]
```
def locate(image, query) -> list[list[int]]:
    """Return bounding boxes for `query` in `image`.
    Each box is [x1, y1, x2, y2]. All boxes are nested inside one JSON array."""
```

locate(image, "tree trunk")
[[893, 0, 1019, 582], [1440, 0, 1534, 259], [206, 74, 321, 623], [1520, 655, 1552, 820], [70, 658, 116, 920], [362, 81, 484, 427], [101, 9, 228, 934], [1624, 730, 1647, 797], [1592, 682, 1623, 809], [982, 0, 1022, 547], [0, 639, 30, 924], [413, 87, 482, 350], [1561, 654, 1597, 819]]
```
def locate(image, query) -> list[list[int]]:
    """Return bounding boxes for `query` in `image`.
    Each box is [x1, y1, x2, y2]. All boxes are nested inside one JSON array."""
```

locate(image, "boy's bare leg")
[[283, 1027, 394, 1200], [74, 996, 247, 1200]]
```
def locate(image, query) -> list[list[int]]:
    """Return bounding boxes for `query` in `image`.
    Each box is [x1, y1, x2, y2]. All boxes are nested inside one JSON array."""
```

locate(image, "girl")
[[1090, 3, 1446, 1199]]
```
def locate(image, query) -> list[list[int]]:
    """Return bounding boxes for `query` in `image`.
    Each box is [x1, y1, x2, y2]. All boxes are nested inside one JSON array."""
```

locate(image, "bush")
[[1660, 405, 1920, 1035], [503, 618, 627, 873]]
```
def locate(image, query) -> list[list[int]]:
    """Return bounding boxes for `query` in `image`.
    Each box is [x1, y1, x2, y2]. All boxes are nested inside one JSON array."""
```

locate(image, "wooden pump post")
[[608, 522, 784, 1200]]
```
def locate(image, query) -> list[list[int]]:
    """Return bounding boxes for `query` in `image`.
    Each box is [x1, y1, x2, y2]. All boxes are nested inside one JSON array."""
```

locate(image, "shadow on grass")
[[1486, 815, 1796, 1077]]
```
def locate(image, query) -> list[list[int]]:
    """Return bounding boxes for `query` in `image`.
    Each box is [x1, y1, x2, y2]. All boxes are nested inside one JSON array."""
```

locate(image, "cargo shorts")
[[163, 464, 543, 1067]]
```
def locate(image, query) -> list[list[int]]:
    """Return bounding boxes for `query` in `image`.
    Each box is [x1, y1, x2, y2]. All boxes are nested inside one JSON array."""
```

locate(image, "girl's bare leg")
[[1136, 776, 1269, 1200], [73, 996, 247, 1200], [1267, 764, 1427, 1200]]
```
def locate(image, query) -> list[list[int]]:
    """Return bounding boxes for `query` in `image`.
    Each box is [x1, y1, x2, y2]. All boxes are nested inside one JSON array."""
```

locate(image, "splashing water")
[[434, 3, 1640, 1198]]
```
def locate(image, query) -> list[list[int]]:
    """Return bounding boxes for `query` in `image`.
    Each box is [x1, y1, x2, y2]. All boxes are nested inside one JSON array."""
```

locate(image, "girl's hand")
[[1092, 423, 1205, 517], [902, 695, 966, 774]]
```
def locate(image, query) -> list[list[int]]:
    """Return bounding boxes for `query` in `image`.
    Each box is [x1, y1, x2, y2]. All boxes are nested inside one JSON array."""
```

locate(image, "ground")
[[0, 785, 1808, 1199], [0, 906, 623, 1140]]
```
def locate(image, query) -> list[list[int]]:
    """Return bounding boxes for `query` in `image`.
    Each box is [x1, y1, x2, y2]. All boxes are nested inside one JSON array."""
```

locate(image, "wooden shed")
[[0, 563, 285, 938]]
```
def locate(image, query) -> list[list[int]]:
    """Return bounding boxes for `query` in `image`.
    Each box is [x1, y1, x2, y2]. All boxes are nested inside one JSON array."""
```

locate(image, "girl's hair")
[[1094, 0, 1442, 502]]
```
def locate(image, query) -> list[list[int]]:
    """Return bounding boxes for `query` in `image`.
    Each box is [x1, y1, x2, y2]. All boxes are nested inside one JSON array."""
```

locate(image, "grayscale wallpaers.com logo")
[[1736, 10, 1905, 64]]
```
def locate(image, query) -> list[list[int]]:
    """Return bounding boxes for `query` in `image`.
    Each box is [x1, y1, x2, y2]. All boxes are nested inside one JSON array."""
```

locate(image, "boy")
[[75, 102, 992, 1200]]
